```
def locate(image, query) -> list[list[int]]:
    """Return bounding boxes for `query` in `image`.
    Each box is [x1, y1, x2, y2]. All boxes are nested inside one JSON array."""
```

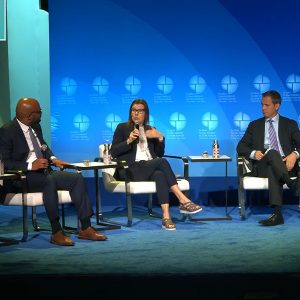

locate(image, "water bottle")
[[103, 143, 111, 164], [212, 139, 220, 158]]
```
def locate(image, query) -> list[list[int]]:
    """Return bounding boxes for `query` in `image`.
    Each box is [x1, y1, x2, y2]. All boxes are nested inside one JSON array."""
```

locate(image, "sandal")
[[179, 201, 202, 214], [162, 218, 176, 231]]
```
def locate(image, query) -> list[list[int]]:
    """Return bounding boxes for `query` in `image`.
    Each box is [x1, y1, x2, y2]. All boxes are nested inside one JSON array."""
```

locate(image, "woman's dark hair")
[[128, 98, 150, 126]]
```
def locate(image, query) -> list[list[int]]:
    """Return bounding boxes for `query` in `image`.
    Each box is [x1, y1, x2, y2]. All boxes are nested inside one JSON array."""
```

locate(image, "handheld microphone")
[[40, 144, 49, 175], [41, 144, 48, 158], [134, 122, 139, 130]]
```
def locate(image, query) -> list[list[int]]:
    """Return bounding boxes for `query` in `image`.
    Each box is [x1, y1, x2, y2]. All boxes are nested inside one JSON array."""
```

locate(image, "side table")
[[187, 155, 232, 221], [62, 162, 121, 230]]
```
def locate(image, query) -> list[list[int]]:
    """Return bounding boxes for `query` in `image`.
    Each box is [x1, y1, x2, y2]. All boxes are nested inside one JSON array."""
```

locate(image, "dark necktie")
[[268, 120, 280, 152], [29, 127, 43, 158]]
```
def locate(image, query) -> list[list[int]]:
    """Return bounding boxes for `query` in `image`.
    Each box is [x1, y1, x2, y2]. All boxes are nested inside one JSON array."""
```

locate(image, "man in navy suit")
[[237, 90, 300, 226], [0, 97, 107, 245]]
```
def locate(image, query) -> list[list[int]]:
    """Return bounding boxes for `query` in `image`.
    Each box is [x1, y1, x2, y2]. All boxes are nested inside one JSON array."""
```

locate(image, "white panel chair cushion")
[[103, 175, 189, 194], [100, 143, 189, 194], [242, 176, 296, 190], [3, 190, 72, 206]]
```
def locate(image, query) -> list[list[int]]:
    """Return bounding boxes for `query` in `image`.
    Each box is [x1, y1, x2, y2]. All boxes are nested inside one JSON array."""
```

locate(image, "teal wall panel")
[[6, 0, 50, 143]]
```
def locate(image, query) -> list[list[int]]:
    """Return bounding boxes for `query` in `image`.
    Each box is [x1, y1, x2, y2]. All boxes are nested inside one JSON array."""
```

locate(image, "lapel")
[[256, 118, 266, 148], [12, 119, 30, 152], [277, 115, 285, 146]]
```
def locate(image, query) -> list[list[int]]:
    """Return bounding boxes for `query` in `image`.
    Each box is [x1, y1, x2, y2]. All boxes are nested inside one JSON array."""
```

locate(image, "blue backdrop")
[[48, 0, 300, 177]]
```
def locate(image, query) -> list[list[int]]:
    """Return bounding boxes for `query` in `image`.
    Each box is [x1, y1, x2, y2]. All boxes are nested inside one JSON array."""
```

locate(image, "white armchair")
[[96, 144, 190, 226], [237, 156, 300, 220], [1, 170, 72, 242]]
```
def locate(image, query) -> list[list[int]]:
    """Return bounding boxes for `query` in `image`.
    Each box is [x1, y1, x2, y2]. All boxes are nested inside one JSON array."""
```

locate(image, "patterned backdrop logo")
[[92, 77, 109, 95], [169, 112, 186, 131], [105, 113, 122, 132], [125, 76, 141, 95], [221, 75, 238, 94], [253, 74, 270, 93], [234, 112, 250, 131], [51, 116, 59, 132], [61, 77, 77, 96], [157, 75, 173, 94], [286, 73, 300, 93], [189, 75, 206, 94], [73, 114, 90, 133], [202, 112, 218, 131]]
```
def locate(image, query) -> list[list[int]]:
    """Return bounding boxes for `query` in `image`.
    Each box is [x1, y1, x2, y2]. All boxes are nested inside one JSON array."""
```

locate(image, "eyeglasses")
[[131, 109, 145, 114]]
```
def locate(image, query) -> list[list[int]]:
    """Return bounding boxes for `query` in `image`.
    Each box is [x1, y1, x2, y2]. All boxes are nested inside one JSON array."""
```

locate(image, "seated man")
[[0, 97, 107, 246], [237, 90, 300, 226]]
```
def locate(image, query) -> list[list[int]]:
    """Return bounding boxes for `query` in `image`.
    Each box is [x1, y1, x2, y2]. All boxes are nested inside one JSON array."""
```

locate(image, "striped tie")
[[268, 120, 280, 152], [29, 128, 43, 158]]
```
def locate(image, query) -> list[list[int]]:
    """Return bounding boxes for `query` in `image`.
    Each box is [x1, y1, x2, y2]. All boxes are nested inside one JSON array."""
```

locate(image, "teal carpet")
[[1, 204, 300, 275], [1, 204, 300, 299]]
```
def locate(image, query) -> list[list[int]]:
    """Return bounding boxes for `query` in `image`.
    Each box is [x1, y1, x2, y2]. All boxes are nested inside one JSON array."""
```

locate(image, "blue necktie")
[[268, 120, 280, 152], [29, 128, 43, 158]]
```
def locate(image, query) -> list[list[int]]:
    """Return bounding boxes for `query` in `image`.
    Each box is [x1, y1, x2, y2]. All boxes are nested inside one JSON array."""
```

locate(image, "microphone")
[[134, 122, 139, 130], [41, 144, 48, 158], [40, 144, 49, 175]]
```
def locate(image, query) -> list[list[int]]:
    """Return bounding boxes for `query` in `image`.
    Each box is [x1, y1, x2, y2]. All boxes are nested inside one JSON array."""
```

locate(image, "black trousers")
[[126, 158, 178, 205], [251, 150, 297, 206], [24, 170, 94, 223]]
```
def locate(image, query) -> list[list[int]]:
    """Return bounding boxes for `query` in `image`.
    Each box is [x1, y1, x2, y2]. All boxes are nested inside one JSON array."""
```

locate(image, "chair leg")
[[238, 184, 246, 220], [148, 194, 153, 216], [31, 206, 40, 231], [61, 204, 66, 228], [22, 205, 28, 242], [61, 204, 78, 233], [126, 193, 132, 227]]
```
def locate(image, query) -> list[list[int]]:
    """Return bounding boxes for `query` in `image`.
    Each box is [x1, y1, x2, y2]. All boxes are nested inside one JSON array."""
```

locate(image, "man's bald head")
[[16, 98, 42, 126]]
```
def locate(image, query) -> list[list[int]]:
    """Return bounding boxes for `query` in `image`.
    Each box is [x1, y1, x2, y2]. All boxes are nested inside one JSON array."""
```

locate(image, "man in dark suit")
[[111, 98, 202, 231], [237, 90, 300, 226], [0, 97, 107, 245]]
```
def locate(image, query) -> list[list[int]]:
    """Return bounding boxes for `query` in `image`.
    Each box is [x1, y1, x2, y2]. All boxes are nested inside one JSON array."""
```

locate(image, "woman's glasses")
[[131, 109, 145, 114]]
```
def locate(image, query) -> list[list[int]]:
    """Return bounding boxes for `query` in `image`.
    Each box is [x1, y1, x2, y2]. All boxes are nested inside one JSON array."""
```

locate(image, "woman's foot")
[[179, 201, 202, 214], [162, 218, 176, 230]]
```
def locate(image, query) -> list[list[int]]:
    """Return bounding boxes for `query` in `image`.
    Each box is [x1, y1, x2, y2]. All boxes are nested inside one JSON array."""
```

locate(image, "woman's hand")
[[127, 128, 139, 144], [146, 127, 164, 141]]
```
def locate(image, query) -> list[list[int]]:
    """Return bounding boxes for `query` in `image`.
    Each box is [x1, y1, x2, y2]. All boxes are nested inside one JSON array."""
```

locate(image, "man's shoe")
[[50, 230, 75, 246], [78, 226, 107, 241], [259, 213, 284, 226]]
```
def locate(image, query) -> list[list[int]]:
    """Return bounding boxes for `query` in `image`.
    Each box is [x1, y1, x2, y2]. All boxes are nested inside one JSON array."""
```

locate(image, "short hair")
[[262, 90, 282, 105], [128, 98, 149, 126]]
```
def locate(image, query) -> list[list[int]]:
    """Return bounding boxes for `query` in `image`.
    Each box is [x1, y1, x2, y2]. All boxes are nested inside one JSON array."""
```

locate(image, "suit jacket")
[[111, 122, 165, 167], [237, 115, 300, 173], [0, 118, 53, 172]]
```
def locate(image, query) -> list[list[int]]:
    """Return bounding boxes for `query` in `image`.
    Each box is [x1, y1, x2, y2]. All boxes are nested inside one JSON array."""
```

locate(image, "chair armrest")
[[3, 170, 28, 193], [163, 155, 189, 181], [5, 169, 26, 181]]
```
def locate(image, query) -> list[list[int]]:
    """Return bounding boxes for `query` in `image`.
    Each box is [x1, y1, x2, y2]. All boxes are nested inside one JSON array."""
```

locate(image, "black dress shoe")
[[259, 212, 284, 226]]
